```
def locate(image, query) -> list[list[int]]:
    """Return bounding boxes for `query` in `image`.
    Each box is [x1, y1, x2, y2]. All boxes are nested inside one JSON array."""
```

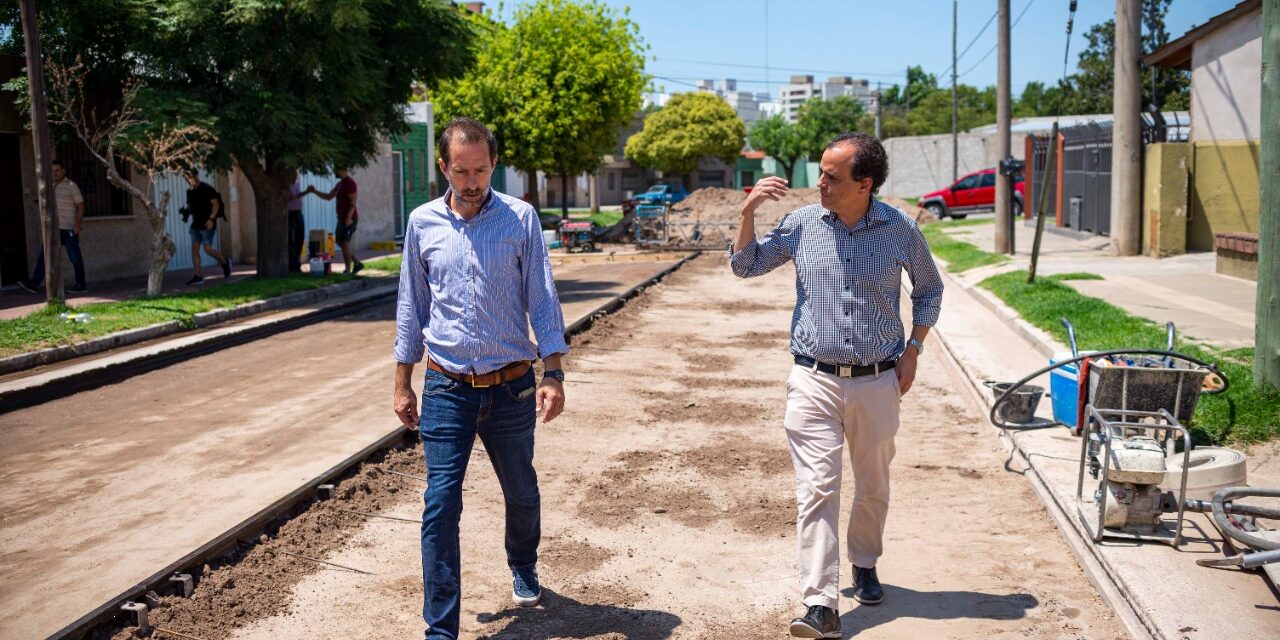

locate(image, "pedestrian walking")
[[19, 159, 89, 294], [182, 173, 232, 286], [730, 132, 944, 638], [391, 117, 568, 640], [302, 168, 364, 275]]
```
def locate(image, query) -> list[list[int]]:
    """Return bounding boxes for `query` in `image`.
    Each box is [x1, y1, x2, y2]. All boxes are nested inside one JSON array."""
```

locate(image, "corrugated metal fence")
[[155, 169, 221, 271]]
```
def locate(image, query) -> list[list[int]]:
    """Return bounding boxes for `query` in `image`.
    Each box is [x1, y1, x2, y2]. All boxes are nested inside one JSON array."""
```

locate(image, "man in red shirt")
[[303, 167, 364, 274]]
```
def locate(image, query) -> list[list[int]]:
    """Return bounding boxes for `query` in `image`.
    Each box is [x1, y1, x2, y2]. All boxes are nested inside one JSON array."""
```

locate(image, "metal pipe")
[[1196, 548, 1280, 569], [1182, 499, 1280, 520]]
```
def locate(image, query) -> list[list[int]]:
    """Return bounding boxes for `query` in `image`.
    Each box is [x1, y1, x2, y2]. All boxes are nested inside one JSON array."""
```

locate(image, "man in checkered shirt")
[[730, 132, 943, 639]]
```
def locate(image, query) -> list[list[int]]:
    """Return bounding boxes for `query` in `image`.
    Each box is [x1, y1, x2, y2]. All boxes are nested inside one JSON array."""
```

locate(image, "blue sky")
[[495, 0, 1238, 97]]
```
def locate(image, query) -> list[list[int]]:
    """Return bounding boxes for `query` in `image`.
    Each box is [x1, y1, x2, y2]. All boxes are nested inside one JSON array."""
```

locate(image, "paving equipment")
[[558, 220, 599, 253], [986, 317, 1278, 585]]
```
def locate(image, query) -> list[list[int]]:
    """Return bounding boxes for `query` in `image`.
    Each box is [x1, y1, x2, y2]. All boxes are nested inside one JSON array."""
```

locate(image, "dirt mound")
[[670, 188, 929, 227], [670, 187, 821, 226]]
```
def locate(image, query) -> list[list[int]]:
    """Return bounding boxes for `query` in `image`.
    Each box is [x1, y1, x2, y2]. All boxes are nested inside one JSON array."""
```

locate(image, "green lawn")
[[980, 270, 1280, 445], [920, 219, 1009, 273], [0, 264, 400, 358]]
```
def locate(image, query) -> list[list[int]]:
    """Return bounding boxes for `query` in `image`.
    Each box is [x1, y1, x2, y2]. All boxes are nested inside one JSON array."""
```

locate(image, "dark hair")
[[438, 117, 497, 166], [50, 159, 65, 169], [825, 132, 889, 195]]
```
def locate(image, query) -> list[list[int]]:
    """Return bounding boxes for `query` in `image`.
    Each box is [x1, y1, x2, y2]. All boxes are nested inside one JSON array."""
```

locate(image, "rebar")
[[278, 550, 374, 575]]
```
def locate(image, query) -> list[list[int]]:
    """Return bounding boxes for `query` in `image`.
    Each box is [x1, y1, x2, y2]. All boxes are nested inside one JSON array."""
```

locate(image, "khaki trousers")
[[784, 364, 901, 609]]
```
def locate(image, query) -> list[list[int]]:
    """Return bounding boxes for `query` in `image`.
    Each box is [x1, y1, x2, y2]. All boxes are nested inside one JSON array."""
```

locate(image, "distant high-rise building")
[[779, 75, 874, 123]]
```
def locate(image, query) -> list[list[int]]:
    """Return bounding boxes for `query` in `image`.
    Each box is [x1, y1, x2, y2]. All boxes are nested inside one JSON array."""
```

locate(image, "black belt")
[[794, 355, 896, 378]]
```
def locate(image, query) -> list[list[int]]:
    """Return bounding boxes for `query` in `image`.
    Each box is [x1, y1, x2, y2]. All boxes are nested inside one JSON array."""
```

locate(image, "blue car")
[[632, 183, 688, 206]]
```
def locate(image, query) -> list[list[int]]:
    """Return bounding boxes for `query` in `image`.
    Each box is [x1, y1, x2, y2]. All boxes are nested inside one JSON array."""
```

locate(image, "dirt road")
[[128, 254, 1124, 639], [0, 258, 679, 640]]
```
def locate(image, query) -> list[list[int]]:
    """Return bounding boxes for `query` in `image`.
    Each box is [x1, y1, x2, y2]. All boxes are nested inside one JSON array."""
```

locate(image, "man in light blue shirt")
[[392, 117, 567, 640]]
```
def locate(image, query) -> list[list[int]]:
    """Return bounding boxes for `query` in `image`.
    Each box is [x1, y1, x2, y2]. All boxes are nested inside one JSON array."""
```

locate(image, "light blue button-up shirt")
[[393, 189, 568, 374], [730, 197, 943, 366]]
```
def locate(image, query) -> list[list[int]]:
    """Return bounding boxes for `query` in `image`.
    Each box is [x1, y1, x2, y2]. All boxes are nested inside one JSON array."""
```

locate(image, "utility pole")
[[995, 0, 1013, 255], [19, 0, 62, 303], [874, 81, 883, 139], [905, 66, 911, 115], [1257, 0, 1279, 389], [1111, 0, 1143, 256], [951, 0, 959, 184]]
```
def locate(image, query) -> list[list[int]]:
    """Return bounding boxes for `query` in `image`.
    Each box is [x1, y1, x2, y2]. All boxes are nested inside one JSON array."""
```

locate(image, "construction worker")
[[391, 117, 568, 640], [730, 132, 944, 639]]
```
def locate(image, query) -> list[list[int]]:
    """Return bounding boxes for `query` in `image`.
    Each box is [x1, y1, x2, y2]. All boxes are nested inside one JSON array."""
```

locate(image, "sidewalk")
[[930, 255, 1279, 640], [942, 219, 1257, 348], [0, 248, 393, 321]]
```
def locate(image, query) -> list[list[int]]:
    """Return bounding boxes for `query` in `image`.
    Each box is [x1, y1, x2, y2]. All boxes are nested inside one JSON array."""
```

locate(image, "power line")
[[958, 0, 1039, 78], [652, 56, 905, 79]]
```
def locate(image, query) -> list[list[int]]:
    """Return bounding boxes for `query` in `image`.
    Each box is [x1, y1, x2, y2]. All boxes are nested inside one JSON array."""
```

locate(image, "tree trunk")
[[560, 173, 569, 219], [145, 191, 175, 297], [526, 171, 541, 213], [237, 155, 291, 279], [779, 159, 796, 185]]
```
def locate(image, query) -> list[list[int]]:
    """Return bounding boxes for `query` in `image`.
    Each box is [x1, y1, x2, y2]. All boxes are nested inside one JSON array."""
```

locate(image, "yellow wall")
[[1142, 143, 1190, 257], [1188, 140, 1260, 252]]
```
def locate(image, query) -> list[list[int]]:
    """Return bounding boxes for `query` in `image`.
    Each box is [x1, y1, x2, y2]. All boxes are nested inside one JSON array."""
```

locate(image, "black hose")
[[987, 348, 1229, 430], [1212, 487, 1280, 551]]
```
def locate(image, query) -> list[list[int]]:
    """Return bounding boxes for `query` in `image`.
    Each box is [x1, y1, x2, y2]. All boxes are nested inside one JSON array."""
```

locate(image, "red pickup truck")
[[918, 168, 1024, 220]]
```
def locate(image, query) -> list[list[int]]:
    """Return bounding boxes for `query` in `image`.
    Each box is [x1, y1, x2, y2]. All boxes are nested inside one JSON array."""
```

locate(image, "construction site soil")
[[671, 187, 927, 226], [97, 254, 1121, 640]]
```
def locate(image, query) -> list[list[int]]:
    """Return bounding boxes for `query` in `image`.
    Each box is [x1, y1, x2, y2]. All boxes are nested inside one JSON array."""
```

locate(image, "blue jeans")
[[419, 367, 540, 640], [30, 229, 86, 288]]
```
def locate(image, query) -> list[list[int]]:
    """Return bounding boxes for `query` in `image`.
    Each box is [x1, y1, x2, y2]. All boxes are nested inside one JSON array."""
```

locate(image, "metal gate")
[[1061, 122, 1112, 236], [156, 169, 221, 271]]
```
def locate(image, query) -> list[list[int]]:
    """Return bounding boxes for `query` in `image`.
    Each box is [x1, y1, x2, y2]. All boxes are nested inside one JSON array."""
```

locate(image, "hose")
[[987, 348, 1229, 430], [1210, 487, 1280, 552]]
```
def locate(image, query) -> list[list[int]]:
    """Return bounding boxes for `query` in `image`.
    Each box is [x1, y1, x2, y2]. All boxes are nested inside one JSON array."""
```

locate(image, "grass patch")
[[980, 270, 1280, 445], [921, 218, 1009, 273], [362, 255, 402, 273], [0, 267, 398, 358]]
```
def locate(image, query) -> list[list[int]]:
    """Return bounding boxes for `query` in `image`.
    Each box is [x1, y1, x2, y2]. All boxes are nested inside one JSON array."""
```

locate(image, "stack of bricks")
[[1214, 231, 1259, 281]]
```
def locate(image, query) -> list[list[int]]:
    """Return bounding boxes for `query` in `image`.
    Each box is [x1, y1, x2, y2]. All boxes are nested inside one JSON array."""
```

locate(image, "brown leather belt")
[[427, 358, 531, 388]]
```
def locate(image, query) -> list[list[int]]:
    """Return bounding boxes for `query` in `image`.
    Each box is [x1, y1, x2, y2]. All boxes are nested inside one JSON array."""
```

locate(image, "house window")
[[406, 151, 416, 192], [607, 172, 616, 191], [55, 139, 132, 218]]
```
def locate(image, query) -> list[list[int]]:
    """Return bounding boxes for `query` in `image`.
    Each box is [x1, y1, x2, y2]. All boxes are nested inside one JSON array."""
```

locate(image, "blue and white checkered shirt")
[[730, 198, 943, 366], [393, 189, 568, 374]]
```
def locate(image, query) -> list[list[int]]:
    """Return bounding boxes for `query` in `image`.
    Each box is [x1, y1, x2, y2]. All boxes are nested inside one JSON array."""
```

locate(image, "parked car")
[[918, 169, 1024, 220], [632, 183, 688, 206]]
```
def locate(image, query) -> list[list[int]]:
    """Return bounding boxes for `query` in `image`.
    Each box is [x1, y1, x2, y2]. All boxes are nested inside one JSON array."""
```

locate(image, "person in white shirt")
[[20, 159, 89, 294]]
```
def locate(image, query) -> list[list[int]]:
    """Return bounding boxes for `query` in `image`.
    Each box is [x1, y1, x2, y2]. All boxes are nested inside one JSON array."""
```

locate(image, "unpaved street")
[[0, 259, 677, 640], [131, 254, 1124, 639]]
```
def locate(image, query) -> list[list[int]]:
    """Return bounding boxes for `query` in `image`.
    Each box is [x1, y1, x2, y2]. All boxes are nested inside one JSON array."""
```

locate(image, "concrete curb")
[[921, 266, 1161, 640], [0, 276, 393, 377], [0, 282, 398, 412]]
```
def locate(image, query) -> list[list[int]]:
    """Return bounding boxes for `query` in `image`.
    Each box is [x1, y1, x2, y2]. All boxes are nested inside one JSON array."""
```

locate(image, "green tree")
[[434, 0, 647, 216], [748, 114, 806, 183], [1015, 80, 1065, 117], [1061, 0, 1190, 115], [904, 84, 995, 135], [624, 92, 744, 189], [796, 95, 865, 157], [4, 0, 475, 278]]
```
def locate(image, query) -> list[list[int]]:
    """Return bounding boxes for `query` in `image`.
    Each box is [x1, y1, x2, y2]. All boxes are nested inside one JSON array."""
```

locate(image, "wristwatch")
[[907, 338, 925, 356], [542, 369, 565, 383]]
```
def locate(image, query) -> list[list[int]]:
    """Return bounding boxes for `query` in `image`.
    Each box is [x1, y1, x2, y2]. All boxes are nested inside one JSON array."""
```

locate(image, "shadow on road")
[[838, 585, 1038, 635], [475, 589, 682, 639]]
